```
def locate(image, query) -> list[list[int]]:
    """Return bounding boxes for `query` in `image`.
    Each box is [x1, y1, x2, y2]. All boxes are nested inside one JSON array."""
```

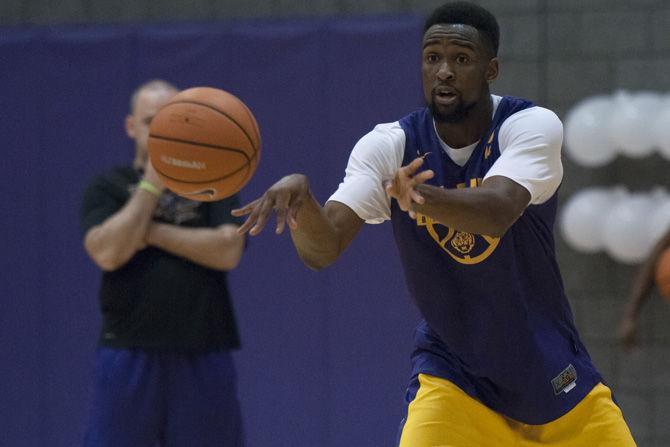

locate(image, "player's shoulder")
[[354, 121, 404, 151], [501, 102, 563, 137], [522, 104, 561, 122], [503, 97, 562, 124], [347, 121, 406, 171], [370, 120, 404, 137]]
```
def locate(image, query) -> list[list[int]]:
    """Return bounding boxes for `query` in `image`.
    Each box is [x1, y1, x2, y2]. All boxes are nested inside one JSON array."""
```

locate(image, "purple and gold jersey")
[[392, 96, 601, 424]]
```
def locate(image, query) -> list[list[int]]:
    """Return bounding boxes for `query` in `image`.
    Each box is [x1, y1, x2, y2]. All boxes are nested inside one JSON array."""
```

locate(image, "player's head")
[[126, 79, 178, 169], [422, 1, 500, 123]]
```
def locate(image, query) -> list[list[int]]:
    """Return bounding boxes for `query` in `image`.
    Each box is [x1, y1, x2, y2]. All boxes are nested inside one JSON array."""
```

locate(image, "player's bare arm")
[[232, 174, 364, 270], [144, 223, 244, 271], [84, 161, 164, 271], [387, 157, 529, 237]]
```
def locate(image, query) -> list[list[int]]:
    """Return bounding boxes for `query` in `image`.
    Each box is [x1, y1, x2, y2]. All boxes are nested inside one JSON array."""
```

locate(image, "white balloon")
[[651, 95, 670, 160], [560, 188, 623, 253], [647, 196, 670, 247], [564, 96, 617, 167], [603, 193, 657, 264], [609, 91, 663, 158]]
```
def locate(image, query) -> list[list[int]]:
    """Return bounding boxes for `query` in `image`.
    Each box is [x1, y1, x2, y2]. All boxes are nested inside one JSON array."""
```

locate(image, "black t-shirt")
[[80, 166, 242, 352]]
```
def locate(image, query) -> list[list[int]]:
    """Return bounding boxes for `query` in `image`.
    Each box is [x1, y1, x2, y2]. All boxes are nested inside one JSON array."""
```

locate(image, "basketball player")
[[619, 227, 670, 351], [233, 2, 636, 445], [80, 79, 245, 446]]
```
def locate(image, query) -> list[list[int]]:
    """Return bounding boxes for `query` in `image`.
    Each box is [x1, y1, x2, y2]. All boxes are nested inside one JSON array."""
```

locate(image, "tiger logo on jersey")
[[415, 175, 500, 265], [451, 231, 475, 254], [416, 214, 499, 264]]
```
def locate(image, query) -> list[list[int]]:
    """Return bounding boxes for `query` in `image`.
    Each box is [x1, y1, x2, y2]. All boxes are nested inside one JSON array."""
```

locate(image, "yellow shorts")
[[398, 374, 636, 447]]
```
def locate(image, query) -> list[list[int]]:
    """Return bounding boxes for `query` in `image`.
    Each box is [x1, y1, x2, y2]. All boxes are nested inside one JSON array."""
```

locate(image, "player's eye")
[[456, 54, 470, 64], [425, 53, 440, 63]]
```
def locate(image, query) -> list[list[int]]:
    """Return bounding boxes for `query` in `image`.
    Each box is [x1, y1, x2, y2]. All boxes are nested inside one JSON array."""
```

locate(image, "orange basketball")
[[655, 247, 670, 301], [148, 87, 260, 201]]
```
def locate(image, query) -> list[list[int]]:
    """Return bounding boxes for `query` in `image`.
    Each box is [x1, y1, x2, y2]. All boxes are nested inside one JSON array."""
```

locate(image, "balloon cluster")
[[560, 187, 670, 264], [564, 91, 670, 167]]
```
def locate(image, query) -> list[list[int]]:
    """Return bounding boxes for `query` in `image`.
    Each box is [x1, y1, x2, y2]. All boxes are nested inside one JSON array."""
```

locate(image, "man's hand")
[[385, 156, 434, 218], [232, 174, 311, 236], [142, 159, 166, 193]]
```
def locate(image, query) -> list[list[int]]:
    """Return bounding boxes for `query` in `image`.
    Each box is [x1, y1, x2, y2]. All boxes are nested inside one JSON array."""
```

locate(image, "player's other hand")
[[385, 156, 434, 218], [142, 158, 166, 193], [232, 174, 311, 236], [618, 315, 639, 352]]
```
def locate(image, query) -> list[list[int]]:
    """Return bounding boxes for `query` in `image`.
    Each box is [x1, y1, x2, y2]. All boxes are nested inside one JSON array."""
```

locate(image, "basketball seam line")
[[149, 134, 251, 161], [166, 100, 259, 156]]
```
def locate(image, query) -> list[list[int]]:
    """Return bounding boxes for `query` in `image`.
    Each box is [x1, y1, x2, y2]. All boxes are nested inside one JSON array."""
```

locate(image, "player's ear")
[[486, 57, 499, 83], [125, 114, 136, 139]]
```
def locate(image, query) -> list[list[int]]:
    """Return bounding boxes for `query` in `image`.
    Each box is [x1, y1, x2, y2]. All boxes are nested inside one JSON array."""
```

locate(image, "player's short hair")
[[424, 1, 500, 56], [129, 79, 178, 113]]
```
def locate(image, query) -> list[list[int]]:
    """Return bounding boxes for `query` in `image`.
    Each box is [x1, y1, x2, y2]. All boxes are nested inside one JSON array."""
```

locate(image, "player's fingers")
[[385, 179, 399, 199], [400, 157, 425, 176], [410, 189, 425, 205], [275, 208, 288, 234], [413, 169, 434, 185], [287, 198, 302, 230], [249, 197, 276, 236], [273, 193, 292, 234], [236, 202, 263, 235], [231, 198, 261, 217], [237, 216, 255, 235], [398, 196, 412, 212]]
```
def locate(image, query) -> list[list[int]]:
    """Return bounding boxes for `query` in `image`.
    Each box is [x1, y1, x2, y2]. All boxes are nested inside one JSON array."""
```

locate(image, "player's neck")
[[435, 95, 493, 149]]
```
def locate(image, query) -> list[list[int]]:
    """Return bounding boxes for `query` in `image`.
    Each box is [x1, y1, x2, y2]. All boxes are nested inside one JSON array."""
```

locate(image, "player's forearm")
[[84, 190, 159, 270], [146, 223, 244, 271], [290, 195, 344, 270], [412, 184, 521, 237]]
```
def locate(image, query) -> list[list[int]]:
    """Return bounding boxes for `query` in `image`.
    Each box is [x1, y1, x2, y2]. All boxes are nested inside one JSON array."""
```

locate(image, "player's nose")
[[436, 62, 455, 81]]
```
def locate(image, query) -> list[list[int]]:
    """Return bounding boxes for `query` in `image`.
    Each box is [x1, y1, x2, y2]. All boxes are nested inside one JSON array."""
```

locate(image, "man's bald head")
[[126, 79, 178, 169], [129, 79, 178, 114]]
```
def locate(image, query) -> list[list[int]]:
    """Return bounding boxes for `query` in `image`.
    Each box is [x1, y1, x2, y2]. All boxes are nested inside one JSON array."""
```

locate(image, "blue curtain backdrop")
[[0, 17, 425, 447]]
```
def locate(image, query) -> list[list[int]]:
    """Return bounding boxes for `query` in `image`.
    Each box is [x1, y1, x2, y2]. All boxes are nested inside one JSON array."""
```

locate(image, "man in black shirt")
[[80, 79, 246, 446]]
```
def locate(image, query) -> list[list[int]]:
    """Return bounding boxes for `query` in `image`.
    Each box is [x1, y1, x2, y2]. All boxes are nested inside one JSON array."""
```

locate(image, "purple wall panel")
[[0, 16, 425, 447]]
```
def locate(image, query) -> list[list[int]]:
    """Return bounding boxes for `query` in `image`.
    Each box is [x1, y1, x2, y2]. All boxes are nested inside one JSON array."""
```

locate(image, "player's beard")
[[428, 97, 478, 123]]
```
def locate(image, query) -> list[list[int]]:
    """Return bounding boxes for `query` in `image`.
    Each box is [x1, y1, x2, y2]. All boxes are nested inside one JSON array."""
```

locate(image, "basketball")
[[656, 248, 670, 301], [147, 86, 261, 201]]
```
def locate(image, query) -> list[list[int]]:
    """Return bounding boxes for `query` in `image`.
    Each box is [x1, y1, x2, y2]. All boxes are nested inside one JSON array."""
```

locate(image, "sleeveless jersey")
[[392, 96, 601, 424]]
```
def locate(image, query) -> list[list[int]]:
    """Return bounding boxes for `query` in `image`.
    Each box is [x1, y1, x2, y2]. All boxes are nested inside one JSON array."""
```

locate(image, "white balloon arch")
[[561, 90, 670, 264], [564, 96, 618, 167], [560, 188, 669, 264], [564, 90, 670, 165]]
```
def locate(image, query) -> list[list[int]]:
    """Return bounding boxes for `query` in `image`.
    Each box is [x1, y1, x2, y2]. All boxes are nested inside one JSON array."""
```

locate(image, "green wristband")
[[138, 179, 161, 197]]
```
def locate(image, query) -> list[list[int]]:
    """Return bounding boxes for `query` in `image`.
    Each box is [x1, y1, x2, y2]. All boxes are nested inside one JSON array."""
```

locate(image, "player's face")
[[422, 24, 498, 123], [126, 88, 176, 166]]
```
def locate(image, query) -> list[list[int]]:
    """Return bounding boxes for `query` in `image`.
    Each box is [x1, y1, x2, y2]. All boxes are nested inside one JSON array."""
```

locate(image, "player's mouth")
[[433, 86, 459, 106]]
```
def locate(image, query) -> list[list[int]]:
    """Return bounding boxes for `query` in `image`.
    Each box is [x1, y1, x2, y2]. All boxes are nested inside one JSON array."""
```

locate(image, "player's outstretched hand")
[[232, 174, 311, 236], [385, 156, 434, 218]]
